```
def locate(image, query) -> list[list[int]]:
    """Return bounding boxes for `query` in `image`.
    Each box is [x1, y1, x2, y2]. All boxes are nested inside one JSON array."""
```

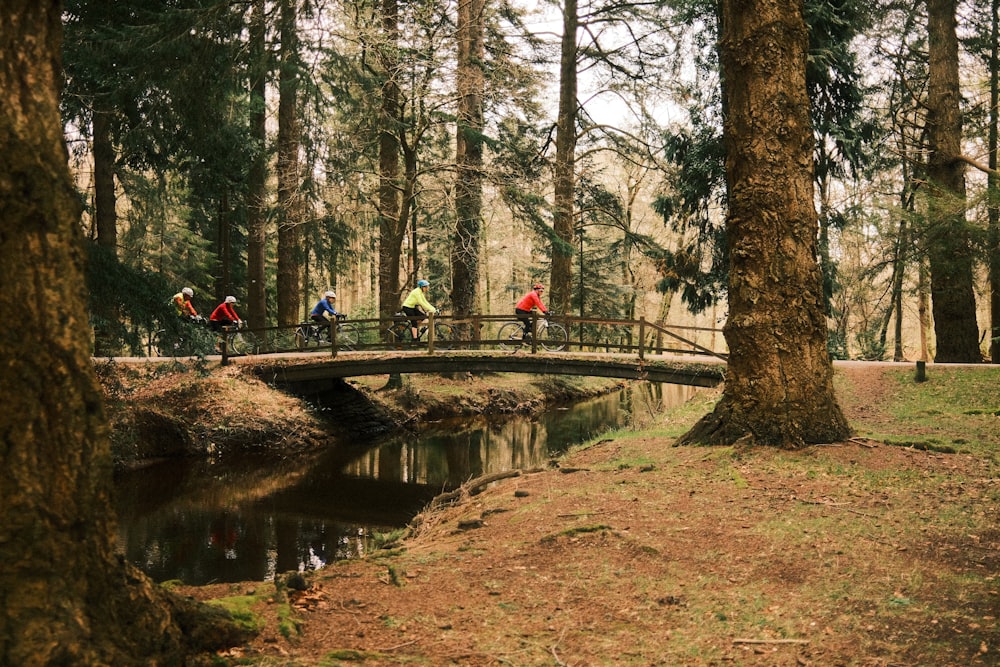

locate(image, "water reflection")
[[114, 382, 698, 585]]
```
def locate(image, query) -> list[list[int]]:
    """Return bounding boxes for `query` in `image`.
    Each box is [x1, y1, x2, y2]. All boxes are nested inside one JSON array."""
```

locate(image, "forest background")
[[64, 0, 1000, 364], [4, 1, 997, 662]]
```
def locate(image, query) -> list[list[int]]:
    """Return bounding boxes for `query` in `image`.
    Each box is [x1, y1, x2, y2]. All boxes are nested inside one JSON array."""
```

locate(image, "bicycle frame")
[[519, 316, 549, 337]]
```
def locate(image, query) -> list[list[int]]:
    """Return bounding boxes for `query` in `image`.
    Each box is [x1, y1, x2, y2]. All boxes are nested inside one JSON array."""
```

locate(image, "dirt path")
[[172, 362, 1000, 666]]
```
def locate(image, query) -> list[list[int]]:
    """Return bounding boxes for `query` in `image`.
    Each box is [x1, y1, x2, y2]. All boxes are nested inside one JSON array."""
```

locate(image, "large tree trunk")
[[622, 170, 642, 326], [925, 0, 980, 362], [247, 0, 268, 331], [550, 0, 578, 316], [377, 0, 406, 321], [276, 0, 302, 326], [0, 3, 244, 663], [92, 108, 117, 252], [679, 0, 851, 448], [918, 256, 931, 361], [891, 207, 911, 362], [989, 0, 1000, 363], [450, 0, 485, 336], [215, 192, 233, 297], [91, 107, 120, 355]]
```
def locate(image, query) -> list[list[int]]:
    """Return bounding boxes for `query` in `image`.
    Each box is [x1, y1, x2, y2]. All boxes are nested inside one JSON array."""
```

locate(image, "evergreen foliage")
[[654, 0, 879, 316], [85, 242, 176, 356], [57, 0, 1000, 360]]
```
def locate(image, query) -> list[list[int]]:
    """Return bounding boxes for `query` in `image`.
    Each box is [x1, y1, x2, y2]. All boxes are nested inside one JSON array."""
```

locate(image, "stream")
[[114, 382, 699, 585]]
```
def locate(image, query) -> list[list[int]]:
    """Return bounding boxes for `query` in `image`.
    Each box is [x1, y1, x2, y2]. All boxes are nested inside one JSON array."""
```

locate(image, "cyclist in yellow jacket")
[[172, 287, 200, 320], [401, 279, 437, 341]]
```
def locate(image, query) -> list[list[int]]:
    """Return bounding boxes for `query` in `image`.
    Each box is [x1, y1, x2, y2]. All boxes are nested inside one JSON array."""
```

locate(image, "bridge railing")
[[217, 313, 728, 361], [562, 316, 728, 361]]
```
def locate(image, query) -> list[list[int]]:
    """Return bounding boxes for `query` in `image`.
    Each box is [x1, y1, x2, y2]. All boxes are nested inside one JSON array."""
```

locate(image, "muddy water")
[[114, 382, 698, 585]]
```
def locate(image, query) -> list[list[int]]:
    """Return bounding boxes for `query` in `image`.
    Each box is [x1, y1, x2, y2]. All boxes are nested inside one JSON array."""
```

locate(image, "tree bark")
[[891, 209, 910, 362], [377, 0, 406, 321], [91, 107, 120, 355], [451, 0, 486, 336], [550, 0, 579, 317], [276, 0, 302, 326], [215, 191, 233, 298], [678, 0, 851, 448], [0, 3, 246, 663], [247, 0, 268, 331], [925, 0, 980, 362], [989, 0, 1000, 363], [92, 108, 117, 252]]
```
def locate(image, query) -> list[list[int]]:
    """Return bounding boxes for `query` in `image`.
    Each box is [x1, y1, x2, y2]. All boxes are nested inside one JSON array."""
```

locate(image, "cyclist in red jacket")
[[514, 283, 548, 337], [210, 295, 241, 332]]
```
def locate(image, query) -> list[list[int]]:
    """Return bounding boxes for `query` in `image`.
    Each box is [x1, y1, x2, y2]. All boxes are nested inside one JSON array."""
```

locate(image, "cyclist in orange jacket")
[[514, 283, 548, 337]]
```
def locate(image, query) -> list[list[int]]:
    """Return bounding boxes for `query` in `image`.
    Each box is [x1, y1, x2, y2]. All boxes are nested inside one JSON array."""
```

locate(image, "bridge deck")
[[252, 350, 725, 389]]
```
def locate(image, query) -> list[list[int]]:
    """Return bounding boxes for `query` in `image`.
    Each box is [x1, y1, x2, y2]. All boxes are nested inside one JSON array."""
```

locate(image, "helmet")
[[225, 295, 237, 304], [324, 290, 336, 299], [181, 287, 193, 297], [533, 283, 544, 290], [417, 279, 430, 288]]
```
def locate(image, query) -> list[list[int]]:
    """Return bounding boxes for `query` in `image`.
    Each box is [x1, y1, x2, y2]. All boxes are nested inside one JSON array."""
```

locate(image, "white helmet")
[[225, 295, 237, 304], [324, 290, 336, 299], [181, 287, 193, 297]]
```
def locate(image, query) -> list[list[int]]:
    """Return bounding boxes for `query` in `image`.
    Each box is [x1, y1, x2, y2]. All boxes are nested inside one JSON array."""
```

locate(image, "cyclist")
[[210, 295, 242, 332], [515, 283, 548, 337], [309, 290, 343, 341], [401, 279, 437, 341], [172, 287, 200, 320], [310, 290, 341, 324]]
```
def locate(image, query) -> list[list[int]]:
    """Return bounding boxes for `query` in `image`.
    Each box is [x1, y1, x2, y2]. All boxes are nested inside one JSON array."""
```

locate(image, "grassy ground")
[[167, 362, 1000, 666]]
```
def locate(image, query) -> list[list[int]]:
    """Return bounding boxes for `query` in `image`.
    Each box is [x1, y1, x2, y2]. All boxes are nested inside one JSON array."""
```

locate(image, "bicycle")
[[153, 316, 214, 357], [215, 321, 261, 356], [497, 315, 568, 352], [294, 315, 359, 350], [386, 312, 455, 350]]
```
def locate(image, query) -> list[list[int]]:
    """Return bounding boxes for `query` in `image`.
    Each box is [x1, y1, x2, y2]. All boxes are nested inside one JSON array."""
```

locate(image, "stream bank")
[[95, 358, 628, 468]]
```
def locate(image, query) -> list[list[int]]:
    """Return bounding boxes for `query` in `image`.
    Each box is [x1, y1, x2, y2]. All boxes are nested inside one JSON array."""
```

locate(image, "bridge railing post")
[[427, 312, 436, 354], [638, 317, 645, 361], [330, 318, 338, 358], [220, 326, 231, 366], [531, 311, 539, 353]]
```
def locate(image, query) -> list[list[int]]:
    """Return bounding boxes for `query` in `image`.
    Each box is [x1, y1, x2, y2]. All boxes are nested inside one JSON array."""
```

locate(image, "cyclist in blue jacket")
[[310, 290, 340, 325]]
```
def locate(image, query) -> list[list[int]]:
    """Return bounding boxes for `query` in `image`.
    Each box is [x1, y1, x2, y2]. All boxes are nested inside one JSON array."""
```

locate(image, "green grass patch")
[[372, 527, 409, 549], [876, 368, 1000, 454], [206, 594, 267, 634], [276, 602, 300, 639]]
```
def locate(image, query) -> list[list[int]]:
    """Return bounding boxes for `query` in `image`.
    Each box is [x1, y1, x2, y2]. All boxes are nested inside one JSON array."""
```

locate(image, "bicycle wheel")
[[432, 323, 455, 350], [230, 331, 260, 355], [294, 325, 311, 350], [227, 332, 244, 355], [497, 322, 524, 351], [150, 330, 170, 357], [540, 322, 568, 352], [386, 322, 409, 348], [336, 322, 359, 350], [154, 329, 191, 357]]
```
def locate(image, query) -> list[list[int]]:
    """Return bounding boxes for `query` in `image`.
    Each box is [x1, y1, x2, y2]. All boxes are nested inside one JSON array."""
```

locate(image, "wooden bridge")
[[221, 313, 726, 361], [162, 313, 729, 389], [252, 350, 726, 393]]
